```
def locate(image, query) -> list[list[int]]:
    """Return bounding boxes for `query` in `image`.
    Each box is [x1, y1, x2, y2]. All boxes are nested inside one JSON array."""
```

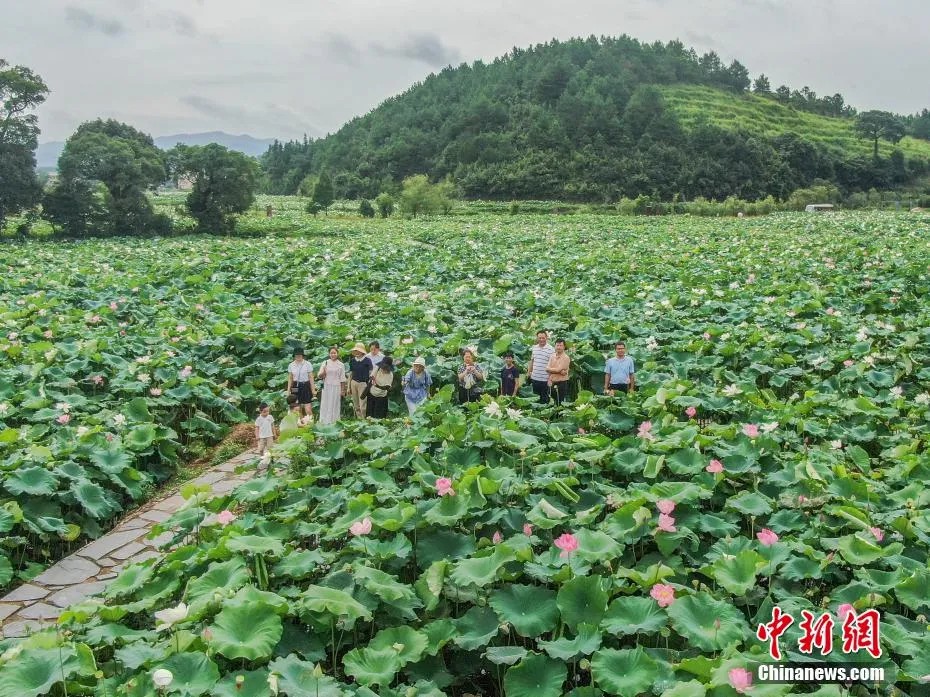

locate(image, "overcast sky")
[[3, 0, 929, 143]]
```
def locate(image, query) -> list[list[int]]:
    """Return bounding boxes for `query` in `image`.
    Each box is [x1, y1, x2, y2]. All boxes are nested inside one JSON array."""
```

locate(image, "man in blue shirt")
[[604, 342, 635, 395]]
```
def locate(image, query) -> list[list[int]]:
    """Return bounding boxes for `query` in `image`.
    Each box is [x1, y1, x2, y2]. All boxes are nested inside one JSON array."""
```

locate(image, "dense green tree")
[[909, 109, 930, 140], [359, 198, 375, 217], [56, 119, 167, 235], [752, 74, 771, 94], [173, 144, 259, 233], [309, 171, 334, 214], [0, 59, 48, 226], [855, 110, 907, 158], [398, 175, 454, 216], [374, 192, 394, 218]]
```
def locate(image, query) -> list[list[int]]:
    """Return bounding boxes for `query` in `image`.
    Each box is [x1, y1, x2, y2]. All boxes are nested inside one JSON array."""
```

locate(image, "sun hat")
[[351, 342, 367, 355], [413, 356, 426, 367]]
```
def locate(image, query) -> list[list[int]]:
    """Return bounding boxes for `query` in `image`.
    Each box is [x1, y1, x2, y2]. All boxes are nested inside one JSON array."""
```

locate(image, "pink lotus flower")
[[577, 427, 586, 435], [742, 423, 759, 438], [89, 315, 102, 324], [706, 459, 724, 473], [56, 413, 71, 425], [728, 667, 753, 694], [109, 302, 118, 310], [838, 603, 855, 620], [171, 336, 181, 342], [870, 527, 884, 542], [150, 388, 162, 396], [176, 325, 186, 332], [523, 523, 533, 536], [196, 303, 205, 311], [105, 432, 114, 442], [179, 366, 193, 380], [685, 406, 697, 418], [638, 420, 655, 441], [825, 307, 835, 315], [657, 499, 676, 515], [757, 528, 779, 546], [217, 510, 236, 526], [435, 477, 455, 497], [43, 330, 53, 339], [492, 531, 503, 544], [350, 517, 372, 536], [657, 514, 677, 532], [702, 332, 711, 340], [554, 532, 578, 559], [843, 359, 854, 367], [650, 583, 676, 608]]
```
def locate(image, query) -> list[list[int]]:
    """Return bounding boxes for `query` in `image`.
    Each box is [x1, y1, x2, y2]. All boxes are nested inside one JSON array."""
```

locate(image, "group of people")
[[255, 333, 636, 450]]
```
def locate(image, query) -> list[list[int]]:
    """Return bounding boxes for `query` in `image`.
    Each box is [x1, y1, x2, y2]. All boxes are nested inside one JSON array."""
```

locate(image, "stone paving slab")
[[0, 446, 267, 638]]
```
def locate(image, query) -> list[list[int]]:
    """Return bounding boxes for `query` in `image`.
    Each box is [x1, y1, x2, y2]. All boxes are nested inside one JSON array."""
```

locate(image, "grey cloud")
[[167, 13, 198, 37], [65, 6, 126, 36], [684, 31, 717, 48], [371, 33, 461, 66], [324, 34, 362, 66], [180, 95, 322, 138]]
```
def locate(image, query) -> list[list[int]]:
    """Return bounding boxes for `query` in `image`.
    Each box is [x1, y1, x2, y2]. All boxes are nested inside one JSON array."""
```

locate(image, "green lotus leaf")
[[122, 397, 153, 422], [212, 669, 271, 697], [369, 626, 429, 666], [153, 652, 220, 697], [343, 647, 401, 687], [301, 585, 372, 622], [591, 647, 661, 696], [835, 534, 894, 565], [185, 557, 250, 603], [268, 654, 346, 697], [503, 653, 566, 697], [71, 479, 120, 519], [538, 623, 602, 660], [453, 606, 500, 650], [601, 596, 667, 635], [489, 583, 559, 637], [725, 491, 773, 516], [4, 466, 58, 496], [423, 493, 470, 526], [485, 646, 529, 666], [353, 565, 421, 606], [207, 602, 283, 660], [896, 569, 930, 613], [501, 429, 539, 450], [450, 545, 517, 587], [126, 424, 157, 451], [272, 549, 326, 580], [225, 535, 285, 557], [709, 549, 764, 595], [89, 446, 132, 474], [0, 646, 93, 697], [667, 593, 751, 650], [557, 575, 609, 631]]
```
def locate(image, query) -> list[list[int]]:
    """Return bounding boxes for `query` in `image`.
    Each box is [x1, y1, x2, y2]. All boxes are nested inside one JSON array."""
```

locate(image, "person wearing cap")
[[348, 342, 374, 419], [286, 347, 317, 421], [402, 357, 432, 415], [318, 346, 347, 425], [366, 355, 395, 419], [457, 347, 486, 404]]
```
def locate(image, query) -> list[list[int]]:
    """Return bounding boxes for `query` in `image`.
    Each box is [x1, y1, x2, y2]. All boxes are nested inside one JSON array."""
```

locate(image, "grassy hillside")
[[662, 84, 930, 159]]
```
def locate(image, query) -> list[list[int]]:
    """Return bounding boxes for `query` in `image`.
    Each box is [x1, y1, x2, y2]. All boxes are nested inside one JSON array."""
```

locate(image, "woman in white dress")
[[317, 347, 347, 425]]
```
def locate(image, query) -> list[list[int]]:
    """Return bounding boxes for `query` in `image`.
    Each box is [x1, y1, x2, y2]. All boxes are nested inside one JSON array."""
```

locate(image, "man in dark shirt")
[[501, 352, 520, 397], [348, 342, 373, 418]]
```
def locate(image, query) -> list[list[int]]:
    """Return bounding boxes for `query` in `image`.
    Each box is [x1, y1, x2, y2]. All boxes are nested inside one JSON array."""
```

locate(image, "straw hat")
[[351, 342, 367, 355], [412, 356, 426, 367]]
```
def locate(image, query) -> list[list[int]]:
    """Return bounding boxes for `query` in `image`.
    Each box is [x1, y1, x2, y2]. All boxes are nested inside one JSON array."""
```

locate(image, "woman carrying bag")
[[366, 356, 395, 419]]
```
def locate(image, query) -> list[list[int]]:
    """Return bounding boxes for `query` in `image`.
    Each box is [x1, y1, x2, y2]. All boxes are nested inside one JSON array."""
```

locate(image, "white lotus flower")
[[152, 669, 173, 688], [112, 414, 126, 427], [136, 355, 151, 364], [55, 402, 71, 413], [723, 384, 742, 397], [856, 328, 869, 341], [44, 349, 56, 362], [0, 402, 8, 414], [260, 451, 272, 467], [890, 386, 903, 398], [427, 324, 437, 334], [154, 602, 188, 630], [137, 372, 151, 384], [484, 402, 502, 418], [76, 426, 89, 437], [506, 408, 522, 419], [915, 393, 930, 405], [761, 422, 779, 433], [830, 440, 843, 450], [863, 355, 875, 366]]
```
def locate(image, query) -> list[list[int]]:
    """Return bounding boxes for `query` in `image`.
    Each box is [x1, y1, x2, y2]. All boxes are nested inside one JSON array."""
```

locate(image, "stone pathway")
[[0, 449, 265, 638]]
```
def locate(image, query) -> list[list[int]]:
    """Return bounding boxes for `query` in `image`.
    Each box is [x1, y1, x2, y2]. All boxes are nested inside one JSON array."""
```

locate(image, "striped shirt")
[[530, 344, 555, 381], [288, 360, 313, 383]]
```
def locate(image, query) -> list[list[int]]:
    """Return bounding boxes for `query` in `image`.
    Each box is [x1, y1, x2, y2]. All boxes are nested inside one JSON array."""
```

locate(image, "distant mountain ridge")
[[36, 131, 276, 169]]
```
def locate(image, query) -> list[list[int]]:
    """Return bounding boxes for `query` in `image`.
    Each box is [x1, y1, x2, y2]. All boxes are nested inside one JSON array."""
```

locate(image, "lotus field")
[[2, 211, 930, 695]]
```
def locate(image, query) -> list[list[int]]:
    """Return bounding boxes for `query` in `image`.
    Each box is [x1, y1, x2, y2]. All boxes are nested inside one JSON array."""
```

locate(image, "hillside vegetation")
[[261, 36, 930, 203], [662, 85, 930, 159]]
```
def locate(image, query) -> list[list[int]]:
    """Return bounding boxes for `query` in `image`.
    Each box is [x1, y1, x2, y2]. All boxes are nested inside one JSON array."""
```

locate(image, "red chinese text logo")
[[757, 606, 882, 660]]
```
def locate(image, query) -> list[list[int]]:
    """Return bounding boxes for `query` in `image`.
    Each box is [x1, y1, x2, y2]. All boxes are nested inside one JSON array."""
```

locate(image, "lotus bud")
[[236, 675, 245, 689], [392, 643, 405, 652], [312, 664, 324, 678], [660, 627, 671, 638], [579, 659, 591, 671], [714, 618, 721, 629], [152, 669, 173, 688], [500, 622, 510, 635], [692, 580, 699, 589], [916, 614, 927, 624]]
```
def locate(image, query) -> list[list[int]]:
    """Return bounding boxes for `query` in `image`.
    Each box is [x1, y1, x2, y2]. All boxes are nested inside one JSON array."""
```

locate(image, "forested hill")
[[261, 35, 930, 202]]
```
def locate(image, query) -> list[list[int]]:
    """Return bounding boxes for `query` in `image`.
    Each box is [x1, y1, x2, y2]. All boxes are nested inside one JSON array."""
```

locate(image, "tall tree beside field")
[[309, 171, 334, 215], [752, 74, 771, 94], [855, 110, 907, 158], [172, 144, 259, 233], [52, 119, 168, 236], [0, 59, 48, 227]]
